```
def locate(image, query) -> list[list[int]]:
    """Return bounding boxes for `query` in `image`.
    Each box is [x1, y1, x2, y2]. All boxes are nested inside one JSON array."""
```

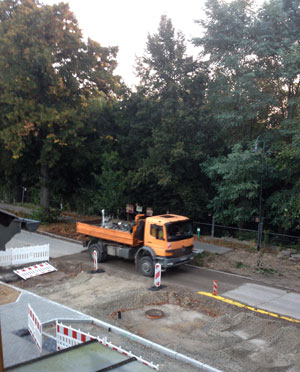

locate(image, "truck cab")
[[135, 214, 195, 276]]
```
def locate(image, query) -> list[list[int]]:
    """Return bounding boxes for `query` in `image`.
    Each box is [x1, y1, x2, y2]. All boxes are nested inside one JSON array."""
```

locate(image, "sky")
[[43, 0, 206, 87]]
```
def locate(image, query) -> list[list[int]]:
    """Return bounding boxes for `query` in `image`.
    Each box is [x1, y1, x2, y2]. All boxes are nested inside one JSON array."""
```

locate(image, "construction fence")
[[0, 244, 49, 267]]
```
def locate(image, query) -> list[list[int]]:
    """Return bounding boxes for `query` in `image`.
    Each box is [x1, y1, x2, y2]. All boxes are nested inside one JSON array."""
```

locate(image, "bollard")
[[197, 227, 200, 238], [154, 263, 161, 288], [148, 263, 165, 291], [88, 250, 104, 274], [213, 280, 218, 296], [93, 250, 98, 271]]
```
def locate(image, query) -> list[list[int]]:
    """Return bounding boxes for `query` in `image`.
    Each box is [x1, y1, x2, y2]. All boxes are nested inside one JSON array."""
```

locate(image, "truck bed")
[[76, 221, 136, 246]]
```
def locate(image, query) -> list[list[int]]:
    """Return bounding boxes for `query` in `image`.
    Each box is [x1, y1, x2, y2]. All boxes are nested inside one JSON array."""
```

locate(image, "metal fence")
[[193, 219, 300, 249]]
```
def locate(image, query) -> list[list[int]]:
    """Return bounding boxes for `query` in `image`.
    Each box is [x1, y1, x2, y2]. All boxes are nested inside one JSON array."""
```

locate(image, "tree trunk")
[[40, 163, 49, 210]]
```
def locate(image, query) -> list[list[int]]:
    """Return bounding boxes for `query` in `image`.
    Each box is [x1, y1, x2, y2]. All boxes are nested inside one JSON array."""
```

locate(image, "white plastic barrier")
[[154, 263, 161, 287], [0, 244, 49, 267], [56, 322, 159, 370], [28, 304, 43, 352], [14, 262, 57, 280], [56, 322, 96, 350]]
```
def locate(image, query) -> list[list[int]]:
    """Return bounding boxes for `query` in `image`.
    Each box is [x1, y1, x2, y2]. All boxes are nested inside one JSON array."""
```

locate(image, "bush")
[[31, 207, 61, 224]]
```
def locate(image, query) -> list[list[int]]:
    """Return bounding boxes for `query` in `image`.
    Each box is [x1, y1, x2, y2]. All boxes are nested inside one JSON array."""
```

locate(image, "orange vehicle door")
[[146, 223, 166, 255]]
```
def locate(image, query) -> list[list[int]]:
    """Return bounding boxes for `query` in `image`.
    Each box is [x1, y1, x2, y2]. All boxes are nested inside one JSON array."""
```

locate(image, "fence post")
[[257, 219, 264, 251], [211, 216, 215, 238]]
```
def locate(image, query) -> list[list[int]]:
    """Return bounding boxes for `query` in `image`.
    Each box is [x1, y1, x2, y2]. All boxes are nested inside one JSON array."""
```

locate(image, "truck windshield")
[[166, 220, 193, 242]]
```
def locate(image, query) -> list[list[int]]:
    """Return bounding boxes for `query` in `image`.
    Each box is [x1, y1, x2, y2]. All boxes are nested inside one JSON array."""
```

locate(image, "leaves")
[[0, 0, 119, 208]]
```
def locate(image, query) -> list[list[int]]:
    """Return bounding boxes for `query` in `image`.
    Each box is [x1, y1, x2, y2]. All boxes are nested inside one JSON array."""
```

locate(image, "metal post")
[[258, 220, 264, 249], [256, 139, 265, 251], [101, 209, 105, 227], [211, 216, 215, 238]]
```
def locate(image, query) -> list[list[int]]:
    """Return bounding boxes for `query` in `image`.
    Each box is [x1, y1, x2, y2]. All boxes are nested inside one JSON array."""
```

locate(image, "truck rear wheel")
[[138, 256, 154, 277], [88, 241, 107, 263]]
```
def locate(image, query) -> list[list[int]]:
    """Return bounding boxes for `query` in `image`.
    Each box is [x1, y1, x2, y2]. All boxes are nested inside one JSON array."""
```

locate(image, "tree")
[[132, 16, 218, 217], [0, 0, 119, 210], [205, 144, 263, 225], [193, 0, 262, 144], [91, 151, 128, 215], [136, 15, 199, 98], [194, 0, 300, 229]]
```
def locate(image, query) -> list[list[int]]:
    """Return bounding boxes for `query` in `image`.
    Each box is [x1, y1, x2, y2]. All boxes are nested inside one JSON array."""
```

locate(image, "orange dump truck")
[[76, 214, 195, 276]]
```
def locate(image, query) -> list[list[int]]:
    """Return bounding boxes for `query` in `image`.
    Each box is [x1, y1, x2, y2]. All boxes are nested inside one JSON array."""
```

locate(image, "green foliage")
[[193, 0, 300, 232], [131, 16, 218, 217], [205, 144, 261, 224], [30, 207, 61, 224], [256, 267, 281, 276], [1, 0, 300, 238], [235, 261, 248, 269], [194, 0, 300, 141], [0, 0, 119, 209], [267, 189, 300, 231], [192, 251, 215, 267], [90, 151, 128, 215]]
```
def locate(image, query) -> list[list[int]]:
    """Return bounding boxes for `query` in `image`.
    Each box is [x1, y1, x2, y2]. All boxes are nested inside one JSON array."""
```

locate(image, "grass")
[[192, 252, 216, 267], [235, 261, 248, 269], [255, 267, 282, 275]]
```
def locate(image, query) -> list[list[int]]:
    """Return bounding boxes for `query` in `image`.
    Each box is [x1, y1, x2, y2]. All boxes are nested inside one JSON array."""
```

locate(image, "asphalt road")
[[6, 231, 300, 321]]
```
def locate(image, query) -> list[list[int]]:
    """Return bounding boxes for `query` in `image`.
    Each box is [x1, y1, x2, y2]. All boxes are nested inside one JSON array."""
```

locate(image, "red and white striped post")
[[93, 250, 98, 272], [212, 280, 218, 296], [154, 263, 161, 288]]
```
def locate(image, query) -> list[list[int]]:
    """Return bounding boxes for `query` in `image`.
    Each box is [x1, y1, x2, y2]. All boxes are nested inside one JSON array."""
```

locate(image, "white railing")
[[0, 244, 49, 267], [28, 304, 43, 352], [56, 322, 159, 370]]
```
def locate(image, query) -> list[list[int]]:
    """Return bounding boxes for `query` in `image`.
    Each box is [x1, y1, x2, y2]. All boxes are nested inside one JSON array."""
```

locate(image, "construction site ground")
[[2, 243, 300, 372]]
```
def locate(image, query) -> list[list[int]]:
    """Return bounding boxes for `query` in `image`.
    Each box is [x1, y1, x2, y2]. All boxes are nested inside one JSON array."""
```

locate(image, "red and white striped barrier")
[[56, 322, 159, 370], [56, 322, 96, 350], [14, 262, 57, 280], [93, 250, 98, 271], [28, 304, 43, 352], [0, 244, 49, 267], [213, 280, 218, 296], [154, 263, 161, 288]]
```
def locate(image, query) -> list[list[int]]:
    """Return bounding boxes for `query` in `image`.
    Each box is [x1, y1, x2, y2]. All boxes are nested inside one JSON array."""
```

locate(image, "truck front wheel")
[[88, 242, 107, 263], [138, 256, 154, 277]]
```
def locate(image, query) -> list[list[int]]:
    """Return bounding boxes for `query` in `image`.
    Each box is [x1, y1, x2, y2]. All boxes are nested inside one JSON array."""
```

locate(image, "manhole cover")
[[145, 309, 164, 319]]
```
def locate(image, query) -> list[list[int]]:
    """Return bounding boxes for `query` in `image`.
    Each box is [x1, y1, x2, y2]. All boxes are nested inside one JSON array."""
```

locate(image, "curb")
[[198, 291, 300, 324], [35, 230, 84, 246]]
